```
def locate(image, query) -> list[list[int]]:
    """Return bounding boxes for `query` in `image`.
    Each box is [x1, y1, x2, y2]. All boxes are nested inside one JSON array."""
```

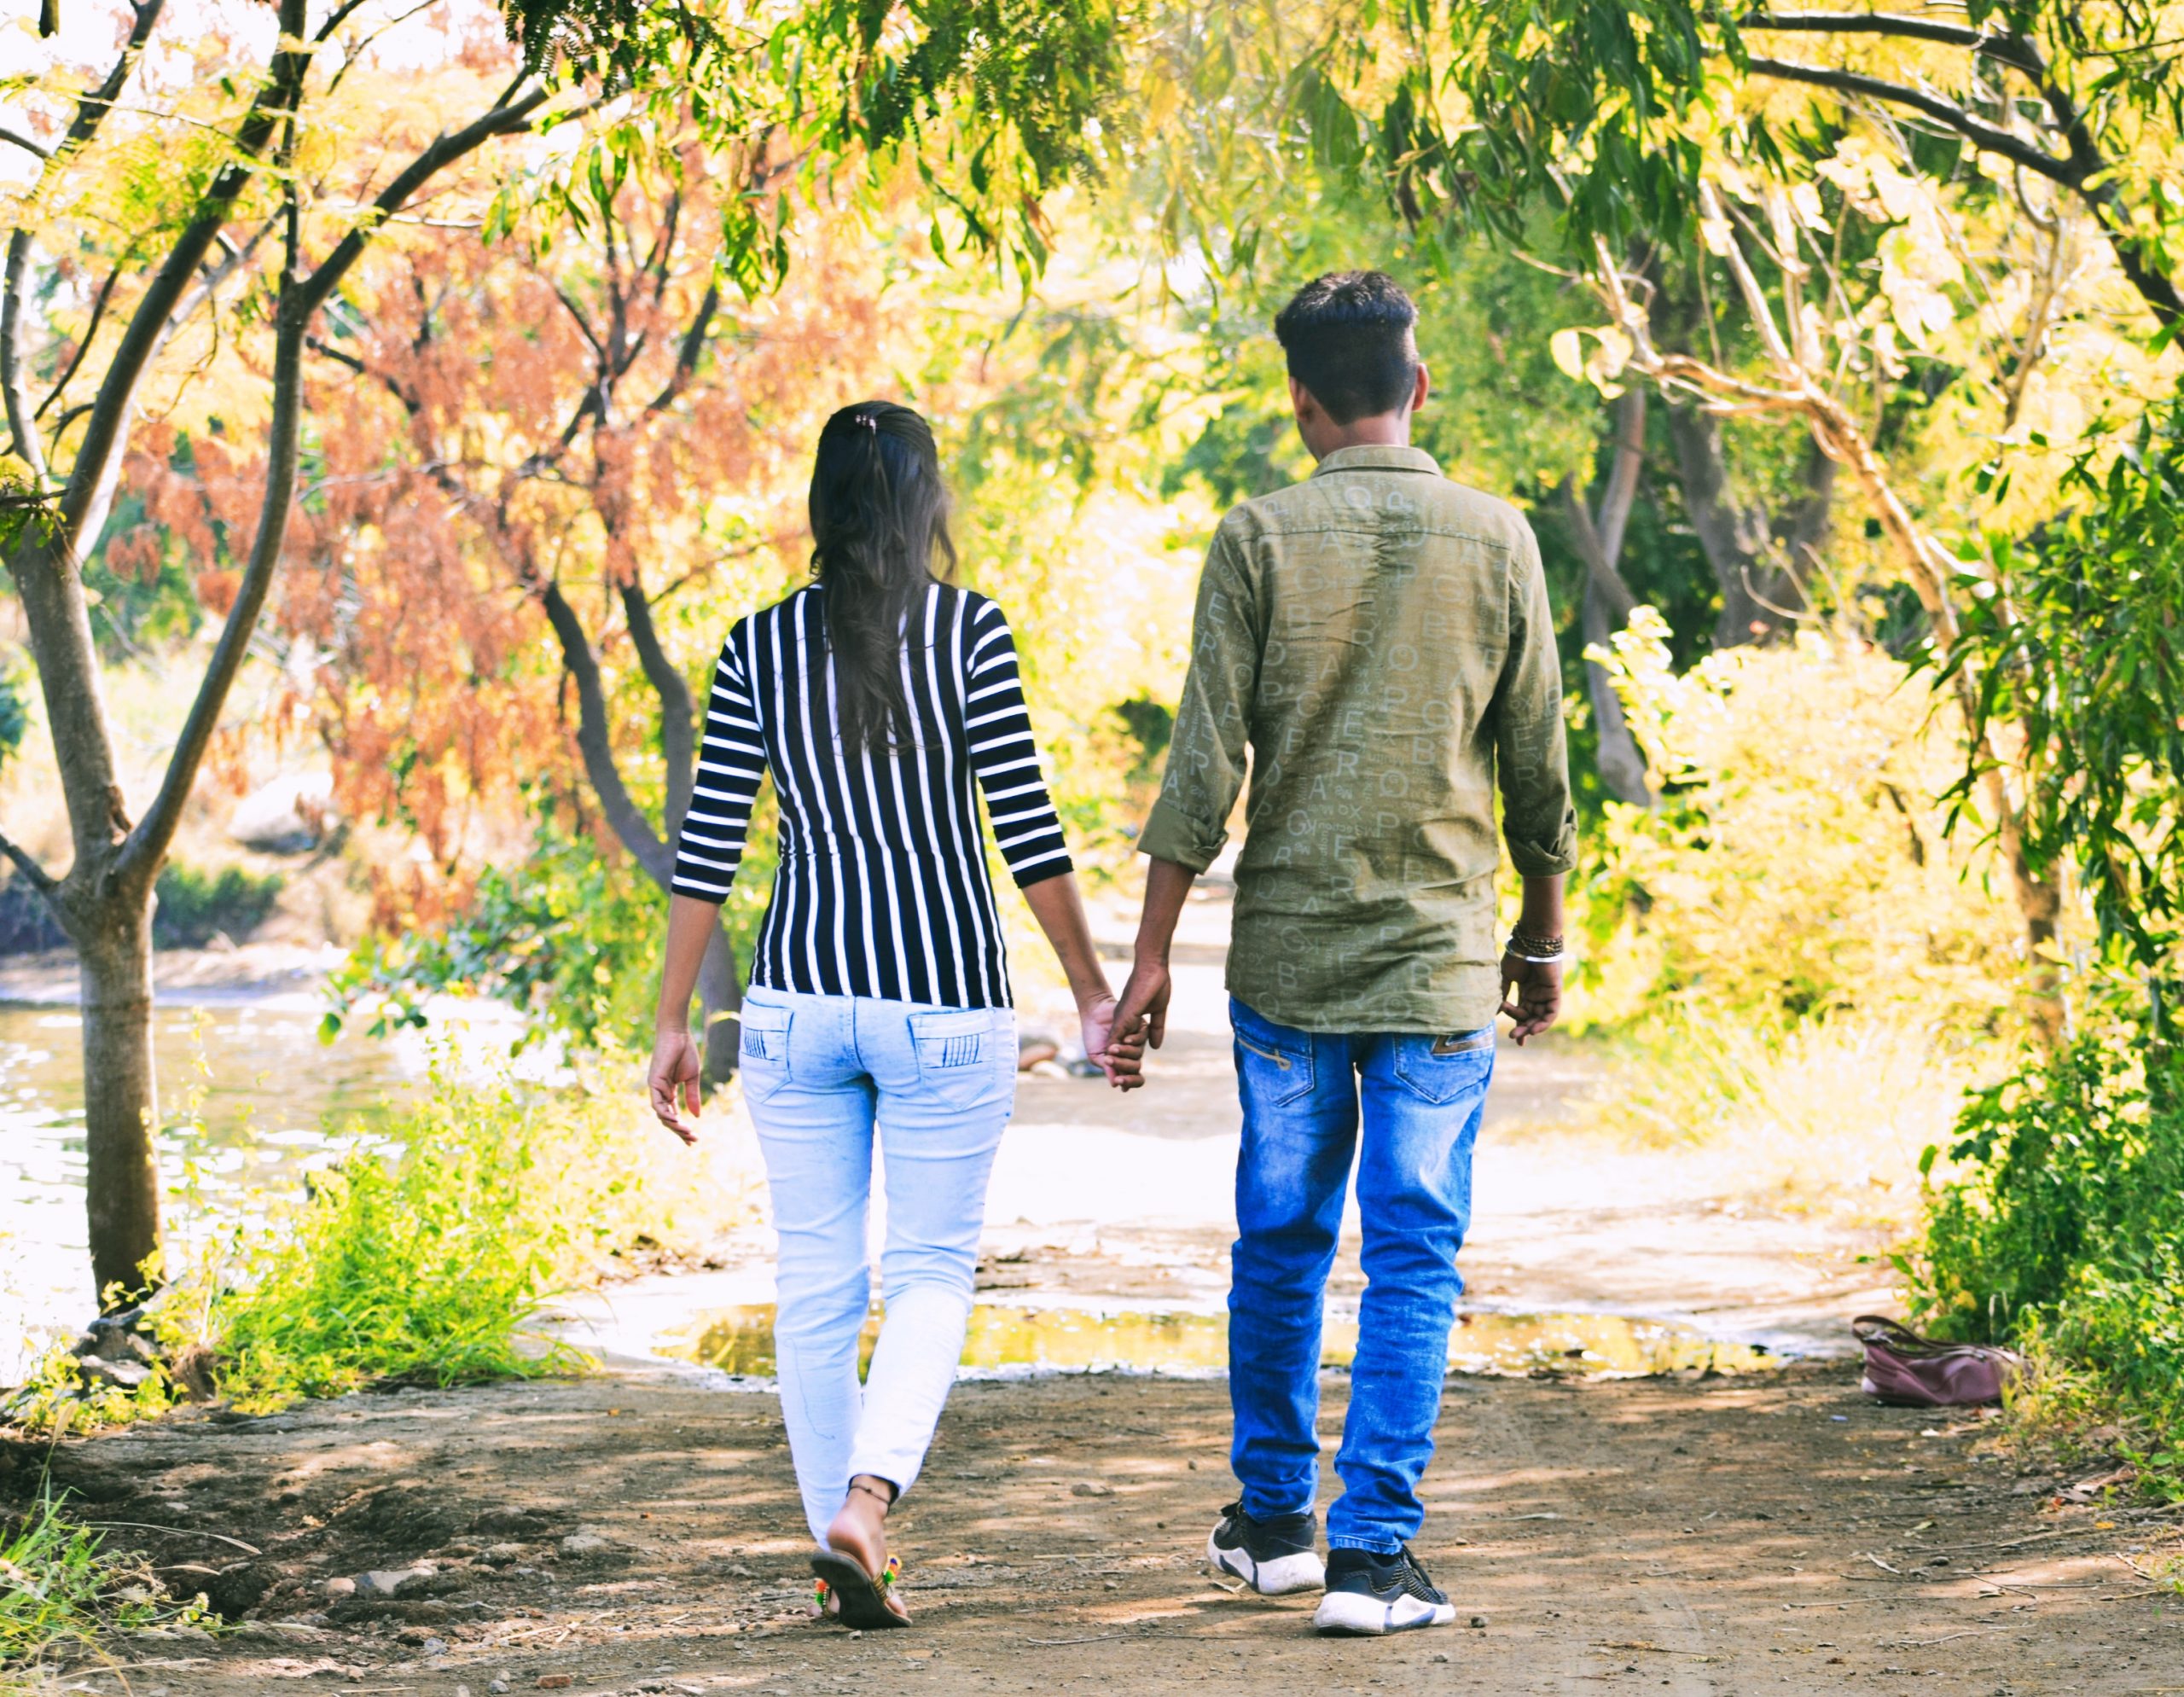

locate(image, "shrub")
[[152, 864, 283, 949], [184, 1071, 711, 1412], [323, 814, 775, 1057], [1909, 1020, 2184, 1490], [2, 1071, 732, 1434], [1577, 610, 2023, 1039]]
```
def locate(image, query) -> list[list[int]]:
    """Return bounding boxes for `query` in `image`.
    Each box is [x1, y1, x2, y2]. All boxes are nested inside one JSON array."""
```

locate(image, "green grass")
[[0, 1490, 213, 1676]]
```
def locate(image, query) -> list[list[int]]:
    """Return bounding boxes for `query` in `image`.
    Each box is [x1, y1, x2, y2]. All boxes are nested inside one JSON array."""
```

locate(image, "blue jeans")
[[738, 985, 1017, 1543], [1227, 997, 1493, 1553]]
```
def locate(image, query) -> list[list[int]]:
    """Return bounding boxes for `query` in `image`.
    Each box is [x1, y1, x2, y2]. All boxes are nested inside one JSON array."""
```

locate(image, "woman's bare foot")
[[824, 1475, 908, 1622]]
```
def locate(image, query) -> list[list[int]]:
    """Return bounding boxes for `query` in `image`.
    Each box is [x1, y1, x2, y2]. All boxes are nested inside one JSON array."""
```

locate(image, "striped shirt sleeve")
[[963, 597, 1073, 888], [670, 624, 766, 902]]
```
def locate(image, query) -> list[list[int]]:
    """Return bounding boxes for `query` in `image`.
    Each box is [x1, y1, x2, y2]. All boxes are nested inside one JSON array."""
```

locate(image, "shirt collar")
[[1310, 444, 1443, 479]]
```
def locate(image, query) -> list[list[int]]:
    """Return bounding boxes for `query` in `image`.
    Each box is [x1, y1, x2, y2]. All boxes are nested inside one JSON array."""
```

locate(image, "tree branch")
[[0, 126, 52, 161], [57, 0, 306, 543], [1738, 49, 2184, 323], [3, 0, 169, 486], [118, 201, 309, 885], [0, 822, 61, 901], [295, 86, 555, 317], [1594, 385, 1646, 567], [35, 256, 126, 421], [538, 581, 672, 886], [123, 78, 579, 881], [3, 235, 51, 483], [645, 281, 719, 415], [303, 334, 367, 375], [48, 0, 166, 165], [1739, 55, 2080, 186], [1740, 11, 2042, 73], [552, 283, 609, 362], [1558, 476, 1640, 627], [1699, 183, 1798, 372], [619, 578, 696, 840]]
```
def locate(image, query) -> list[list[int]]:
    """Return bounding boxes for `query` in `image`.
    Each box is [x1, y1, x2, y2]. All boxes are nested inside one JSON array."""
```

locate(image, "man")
[[1110, 271, 1576, 1636]]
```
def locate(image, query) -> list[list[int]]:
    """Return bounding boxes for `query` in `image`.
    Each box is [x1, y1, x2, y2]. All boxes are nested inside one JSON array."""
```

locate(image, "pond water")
[[659, 1301, 1779, 1380], [0, 995, 433, 1373]]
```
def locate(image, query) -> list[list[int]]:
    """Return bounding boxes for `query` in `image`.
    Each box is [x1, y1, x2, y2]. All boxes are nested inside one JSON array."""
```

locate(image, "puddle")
[[659, 1303, 1776, 1380]]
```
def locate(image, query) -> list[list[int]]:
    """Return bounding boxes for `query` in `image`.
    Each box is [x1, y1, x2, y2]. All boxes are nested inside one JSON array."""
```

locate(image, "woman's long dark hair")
[[807, 400, 956, 753]]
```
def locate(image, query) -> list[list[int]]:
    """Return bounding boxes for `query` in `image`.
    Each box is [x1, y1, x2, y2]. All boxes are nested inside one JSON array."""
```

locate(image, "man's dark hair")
[[1273, 271, 1420, 424]]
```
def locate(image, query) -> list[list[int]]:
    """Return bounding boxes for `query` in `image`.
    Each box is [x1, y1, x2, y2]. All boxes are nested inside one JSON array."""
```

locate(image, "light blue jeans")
[[737, 985, 1017, 1544], [1227, 997, 1493, 1554]]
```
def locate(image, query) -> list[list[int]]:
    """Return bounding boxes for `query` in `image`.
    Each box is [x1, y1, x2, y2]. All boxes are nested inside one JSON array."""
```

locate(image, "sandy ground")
[[11, 1369, 2179, 1696]]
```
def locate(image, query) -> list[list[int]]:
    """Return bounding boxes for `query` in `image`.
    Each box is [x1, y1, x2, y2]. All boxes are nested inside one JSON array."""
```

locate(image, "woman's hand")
[[649, 1028, 704, 1142], [1079, 991, 1147, 1090]]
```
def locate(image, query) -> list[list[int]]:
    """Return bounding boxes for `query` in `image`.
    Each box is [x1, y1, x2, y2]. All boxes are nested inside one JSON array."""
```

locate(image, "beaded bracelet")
[[1504, 931, 1568, 965]]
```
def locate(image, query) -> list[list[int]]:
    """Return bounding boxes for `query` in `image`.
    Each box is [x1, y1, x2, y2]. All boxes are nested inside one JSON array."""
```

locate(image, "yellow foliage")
[[1573, 607, 2023, 1038]]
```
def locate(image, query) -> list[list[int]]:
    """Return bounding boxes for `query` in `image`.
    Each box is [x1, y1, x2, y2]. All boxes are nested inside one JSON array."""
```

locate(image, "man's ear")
[[1288, 375, 1318, 427], [1409, 361, 1431, 415]]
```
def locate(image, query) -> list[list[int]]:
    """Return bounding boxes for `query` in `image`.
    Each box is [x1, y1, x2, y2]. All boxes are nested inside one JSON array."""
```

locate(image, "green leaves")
[[1943, 400, 2184, 991], [1913, 1024, 2184, 1487], [478, 0, 1122, 297]]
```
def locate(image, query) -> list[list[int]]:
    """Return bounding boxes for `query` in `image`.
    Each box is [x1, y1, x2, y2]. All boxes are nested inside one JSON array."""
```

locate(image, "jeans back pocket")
[[740, 1002, 793, 1101], [1394, 1027, 1494, 1105], [910, 1007, 1012, 1110]]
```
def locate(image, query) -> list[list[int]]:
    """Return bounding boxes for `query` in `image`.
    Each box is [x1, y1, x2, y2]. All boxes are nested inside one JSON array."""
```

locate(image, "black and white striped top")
[[669, 583, 1072, 1008]]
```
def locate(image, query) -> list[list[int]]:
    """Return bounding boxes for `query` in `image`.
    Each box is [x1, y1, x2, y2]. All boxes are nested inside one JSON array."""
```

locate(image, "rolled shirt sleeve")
[[1137, 522, 1258, 873], [1494, 526, 1579, 878]]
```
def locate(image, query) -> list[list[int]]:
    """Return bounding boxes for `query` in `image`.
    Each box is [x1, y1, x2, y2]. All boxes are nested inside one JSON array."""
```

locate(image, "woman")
[[647, 400, 1136, 1629]]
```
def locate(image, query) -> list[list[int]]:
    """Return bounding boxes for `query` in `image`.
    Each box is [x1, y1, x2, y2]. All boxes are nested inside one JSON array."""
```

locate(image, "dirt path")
[[18, 891, 2170, 1691], [14, 1366, 2176, 1696]]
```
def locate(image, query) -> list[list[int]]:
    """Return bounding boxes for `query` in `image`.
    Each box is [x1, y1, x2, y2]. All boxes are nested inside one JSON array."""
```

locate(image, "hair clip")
[[855, 413, 878, 431]]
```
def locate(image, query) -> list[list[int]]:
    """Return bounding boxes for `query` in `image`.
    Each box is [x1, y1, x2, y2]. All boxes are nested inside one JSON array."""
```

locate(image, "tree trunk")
[[1559, 389, 1653, 807], [77, 895, 159, 1307], [1664, 403, 1791, 646], [1581, 578, 1653, 808], [539, 580, 742, 1084]]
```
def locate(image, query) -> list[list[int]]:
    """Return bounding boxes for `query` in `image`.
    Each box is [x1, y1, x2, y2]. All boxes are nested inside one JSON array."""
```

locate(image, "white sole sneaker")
[[1205, 1526, 1327, 1596], [1312, 1589, 1458, 1636]]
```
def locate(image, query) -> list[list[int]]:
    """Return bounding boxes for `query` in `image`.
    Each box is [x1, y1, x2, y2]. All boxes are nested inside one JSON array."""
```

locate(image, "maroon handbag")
[[1852, 1316, 2021, 1407]]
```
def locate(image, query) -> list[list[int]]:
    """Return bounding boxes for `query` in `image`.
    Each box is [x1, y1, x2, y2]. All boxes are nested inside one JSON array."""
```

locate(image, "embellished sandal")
[[810, 1550, 909, 1629]]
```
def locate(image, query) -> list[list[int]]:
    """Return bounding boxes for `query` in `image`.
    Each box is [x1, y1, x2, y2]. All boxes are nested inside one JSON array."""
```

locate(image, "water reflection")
[[663, 1302, 1776, 1380], [0, 1000, 419, 1366]]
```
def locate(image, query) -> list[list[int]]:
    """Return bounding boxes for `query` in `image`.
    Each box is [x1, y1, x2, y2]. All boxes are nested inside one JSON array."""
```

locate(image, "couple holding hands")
[[646, 271, 1575, 1637]]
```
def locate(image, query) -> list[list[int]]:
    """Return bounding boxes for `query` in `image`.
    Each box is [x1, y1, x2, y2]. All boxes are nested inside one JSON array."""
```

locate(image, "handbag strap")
[[1852, 1314, 2020, 1365]]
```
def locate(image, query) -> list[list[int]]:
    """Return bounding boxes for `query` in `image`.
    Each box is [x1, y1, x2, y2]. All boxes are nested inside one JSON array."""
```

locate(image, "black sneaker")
[[1311, 1545, 1457, 1635], [1205, 1500, 1325, 1595]]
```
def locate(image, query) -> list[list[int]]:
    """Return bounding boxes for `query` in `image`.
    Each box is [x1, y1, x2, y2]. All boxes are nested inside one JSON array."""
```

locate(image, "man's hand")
[[1498, 953, 1562, 1045], [1110, 959, 1173, 1063], [648, 1028, 703, 1143]]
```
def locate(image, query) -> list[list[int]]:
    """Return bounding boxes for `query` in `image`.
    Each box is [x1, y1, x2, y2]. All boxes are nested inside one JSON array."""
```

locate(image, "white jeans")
[[738, 985, 1016, 1543]]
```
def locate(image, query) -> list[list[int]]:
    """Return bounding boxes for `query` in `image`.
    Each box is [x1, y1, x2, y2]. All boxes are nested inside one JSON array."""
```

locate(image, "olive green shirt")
[[1139, 444, 1577, 1034]]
